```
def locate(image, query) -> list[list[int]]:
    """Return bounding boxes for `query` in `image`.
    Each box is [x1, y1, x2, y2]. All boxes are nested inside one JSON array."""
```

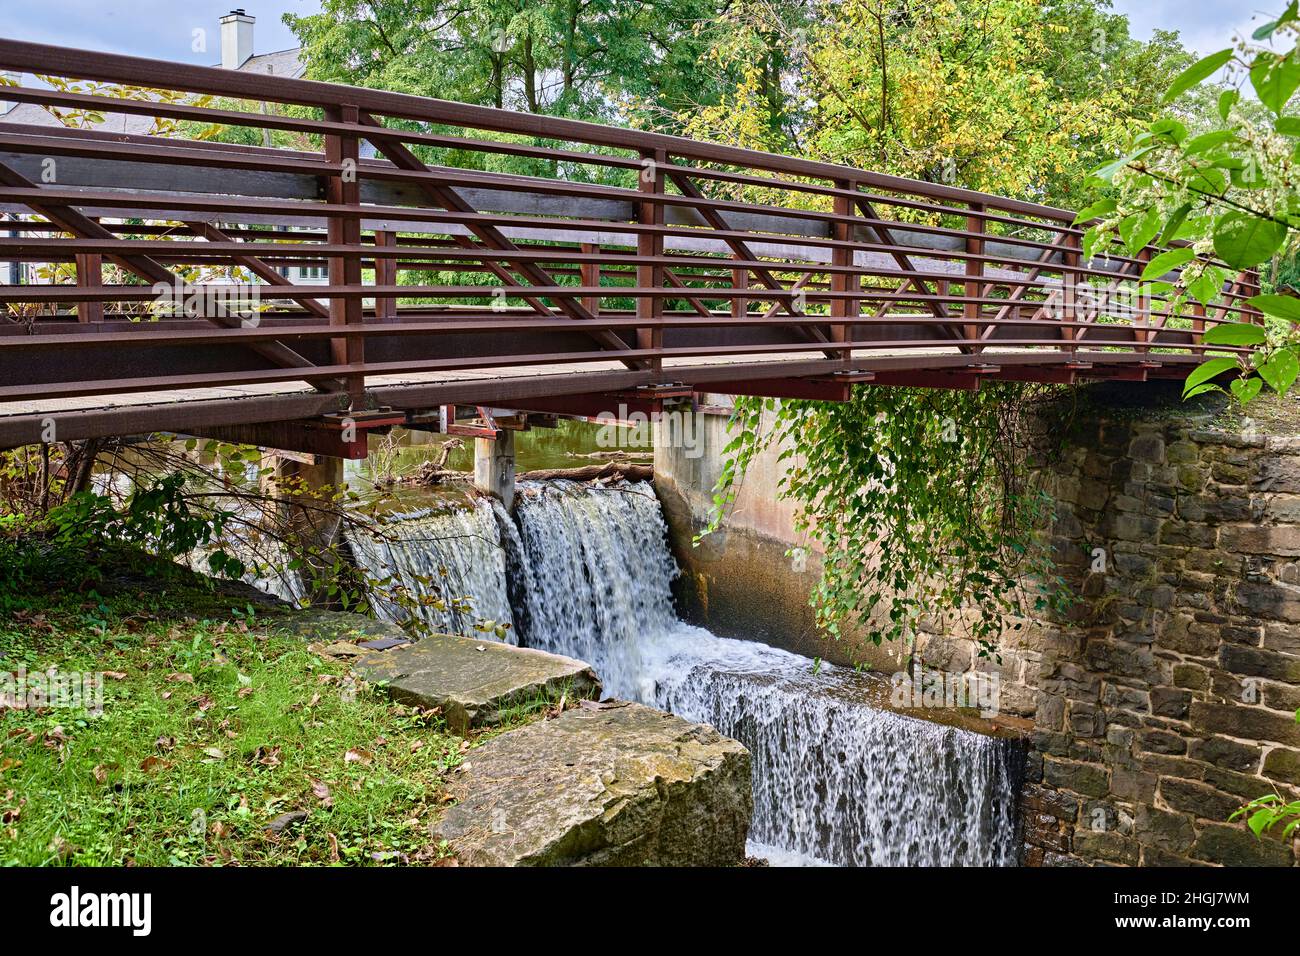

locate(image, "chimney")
[[0, 72, 19, 115], [220, 9, 255, 70]]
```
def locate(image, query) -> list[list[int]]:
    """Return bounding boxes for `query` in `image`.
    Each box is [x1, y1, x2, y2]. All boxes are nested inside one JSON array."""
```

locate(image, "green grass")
[[0, 554, 467, 866]]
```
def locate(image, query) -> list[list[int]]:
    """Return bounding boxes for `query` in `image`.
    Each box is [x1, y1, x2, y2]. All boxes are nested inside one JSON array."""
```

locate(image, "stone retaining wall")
[[1015, 387, 1300, 866]]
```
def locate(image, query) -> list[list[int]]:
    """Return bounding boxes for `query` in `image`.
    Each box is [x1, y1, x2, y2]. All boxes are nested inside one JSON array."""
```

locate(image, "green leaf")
[[1218, 89, 1239, 121], [1149, 118, 1187, 144], [1182, 356, 1239, 397], [1164, 49, 1234, 104], [1121, 206, 1163, 256], [1092, 146, 1154, 183], [1213, 212, 1287, 268], [1203, 322, 1267, 346], [1073, 198, 1117, 224], [1251, 51, 1300, 114], [1161, 202, 1193, 244], [1247, 293, 1300, 322], [1277, 116, 1300, 136], [1140, 247, 1194, 281], [1230, 159, 1267, 189], [1248, 808, 1272, 837], [1230, 376, 1264, 404], [1188, 265, 1227, 306], [1255, 20, 1280, 41], [1184, 130, 1235, 155], [1186, 164, 1229, 196], [1183, 382, 1222, 400], [1259, 349, 1300, 394]]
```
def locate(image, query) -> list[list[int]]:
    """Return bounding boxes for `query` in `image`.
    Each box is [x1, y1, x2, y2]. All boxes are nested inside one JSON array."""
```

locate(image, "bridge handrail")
[[0, 39, 1262, 416], [0, 39, 1077, 221]]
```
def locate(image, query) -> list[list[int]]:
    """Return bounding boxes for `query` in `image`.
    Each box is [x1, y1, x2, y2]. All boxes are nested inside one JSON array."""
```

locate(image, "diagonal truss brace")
[[355, 112, 643, 370], [0, 160, 339, 391]]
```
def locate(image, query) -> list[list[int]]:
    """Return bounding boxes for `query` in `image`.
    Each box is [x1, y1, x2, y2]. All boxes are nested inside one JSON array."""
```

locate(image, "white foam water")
[[510, 481, 1024, 867], [340, 479, 1023, 865], [346, 500, 515, 640]]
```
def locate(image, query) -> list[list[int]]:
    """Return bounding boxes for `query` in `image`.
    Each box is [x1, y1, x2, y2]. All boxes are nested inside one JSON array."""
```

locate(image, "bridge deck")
[[0, 345, 1196, 449]]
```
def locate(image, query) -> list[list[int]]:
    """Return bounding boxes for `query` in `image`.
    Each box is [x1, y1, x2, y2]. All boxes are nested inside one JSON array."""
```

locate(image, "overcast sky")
[[0, 1, 1273, 63], [0, 1, 321, 62], [1110, 0, 1273, 56]]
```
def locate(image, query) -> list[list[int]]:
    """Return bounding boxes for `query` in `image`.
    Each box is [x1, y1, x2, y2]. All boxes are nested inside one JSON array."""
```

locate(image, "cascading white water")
[[336, 479, 1023, 865], [639, 629, 1022, 865], [345, 500, 515, 639], [512, 480, 680, 688], [511, 480, 1024, 867]]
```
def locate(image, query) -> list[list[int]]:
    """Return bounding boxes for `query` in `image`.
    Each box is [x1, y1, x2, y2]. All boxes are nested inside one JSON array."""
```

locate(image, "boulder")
[[435, 701, 752, 866], [353, 633, 599, 734]]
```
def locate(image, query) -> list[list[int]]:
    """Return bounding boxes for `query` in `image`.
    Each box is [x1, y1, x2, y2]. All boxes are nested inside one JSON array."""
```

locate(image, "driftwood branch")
[[517, 462, 653, 482]]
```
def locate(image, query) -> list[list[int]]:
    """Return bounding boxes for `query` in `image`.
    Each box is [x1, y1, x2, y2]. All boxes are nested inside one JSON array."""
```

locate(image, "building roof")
[[1, 47, 304, 135]]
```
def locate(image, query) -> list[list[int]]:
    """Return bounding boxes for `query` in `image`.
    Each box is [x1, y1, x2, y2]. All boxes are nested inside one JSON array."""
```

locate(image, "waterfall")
[[345, 500, 515, 640], [335, 479, 1023, 866], [511, 480, 1025, 866], [641, 631, 1024, 865], [512, 480, 679, 691]]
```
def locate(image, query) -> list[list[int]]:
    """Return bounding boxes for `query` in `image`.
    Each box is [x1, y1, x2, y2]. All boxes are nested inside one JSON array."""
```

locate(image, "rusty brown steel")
[[0, 37, 1260, 449]]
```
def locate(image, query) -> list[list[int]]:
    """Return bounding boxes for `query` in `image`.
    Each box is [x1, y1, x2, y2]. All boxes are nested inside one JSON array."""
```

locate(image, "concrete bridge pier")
[[474, 431, 516, 511], [262, 450, 346, 551]]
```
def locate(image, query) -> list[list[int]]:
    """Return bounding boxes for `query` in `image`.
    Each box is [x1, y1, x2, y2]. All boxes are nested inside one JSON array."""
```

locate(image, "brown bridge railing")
[[0, 39, 1260, 451]]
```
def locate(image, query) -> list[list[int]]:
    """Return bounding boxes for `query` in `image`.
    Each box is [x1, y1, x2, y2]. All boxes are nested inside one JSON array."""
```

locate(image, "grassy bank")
[[0, 551, 467, 866]]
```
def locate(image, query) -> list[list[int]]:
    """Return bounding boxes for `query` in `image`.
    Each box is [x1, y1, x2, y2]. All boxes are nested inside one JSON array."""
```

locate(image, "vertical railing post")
[[830, 179, 857, 357], [325, 104, 364, 403], [1062, 230, 1080, 355], [638, 148, 666, 375], [373, 229, 397, 322], [964, 203, 985, 349], [1243, 271, 1262, 327], [75, 251, 102, 323], [1136, 247, 1151, 355], [580, 242, 600, 316], [1206, 271, 1258, 347], [731, 259, 749, 318]]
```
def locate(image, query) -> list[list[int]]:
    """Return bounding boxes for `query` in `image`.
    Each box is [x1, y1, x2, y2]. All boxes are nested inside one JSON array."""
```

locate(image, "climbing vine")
[[702, 383, 1074, 656]]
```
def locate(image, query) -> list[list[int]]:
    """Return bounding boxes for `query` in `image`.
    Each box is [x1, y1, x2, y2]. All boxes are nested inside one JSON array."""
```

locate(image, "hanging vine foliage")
[[701, 382, 1075, 656]]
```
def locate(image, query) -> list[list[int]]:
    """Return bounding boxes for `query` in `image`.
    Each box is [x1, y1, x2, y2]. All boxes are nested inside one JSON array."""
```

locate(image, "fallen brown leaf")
[[139, 755, 171, 774]]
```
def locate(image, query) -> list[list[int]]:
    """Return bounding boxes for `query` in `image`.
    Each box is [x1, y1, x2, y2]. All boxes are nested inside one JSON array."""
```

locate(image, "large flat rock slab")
[[352, 633, 600, 734], [435, 700, 752, 866]]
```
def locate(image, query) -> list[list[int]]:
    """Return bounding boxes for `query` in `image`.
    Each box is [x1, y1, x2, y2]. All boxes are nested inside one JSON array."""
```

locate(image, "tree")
[[676, 0, 1200, 203], [691, 0, 1202, 654], [1081, 4, 1300, 407], [285, 0, 733, 125]]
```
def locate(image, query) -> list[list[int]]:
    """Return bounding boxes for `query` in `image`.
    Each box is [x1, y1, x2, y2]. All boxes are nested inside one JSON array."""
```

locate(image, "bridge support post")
[[474, 431, 515, 512], [265, 452, 346, 597]]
